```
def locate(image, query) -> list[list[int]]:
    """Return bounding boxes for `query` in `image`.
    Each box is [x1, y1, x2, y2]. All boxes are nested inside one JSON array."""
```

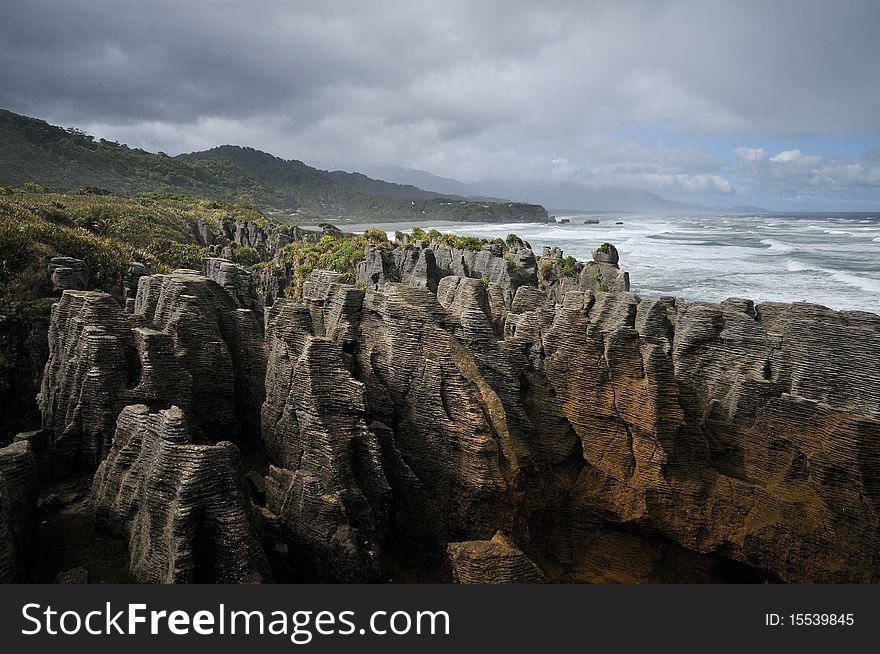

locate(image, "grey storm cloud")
[[1, 0, 879, 207]]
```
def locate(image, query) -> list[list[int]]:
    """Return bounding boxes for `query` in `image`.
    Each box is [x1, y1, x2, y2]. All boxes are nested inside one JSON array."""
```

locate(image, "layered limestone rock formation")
[[203, 257, 262, 318], [47, 257, 89, 293], [38, 269, 265, 478], [539, 293, 879, 582], [92, 404, 270, 583], [356, 240, 538, 308], [191, 218, 323, 263], [538, 243, 630, 303], [448, 532, 547, 583], [122, 262, 149, 313], [256, 269, 879, 583], [0, 441, 38, 582], [0, 308, 50, 442], [260, 273, 540, 580], [260, 272, 388, 581], [25, 235, 880, 584]]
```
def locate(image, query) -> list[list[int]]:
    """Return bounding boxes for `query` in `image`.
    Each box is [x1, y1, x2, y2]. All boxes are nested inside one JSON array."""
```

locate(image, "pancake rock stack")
[[47, 257, 90, 294], [92, 404, 270, 583], [29, 237, 880, 584], [448, 532, 547, 583], [37, 269, 265, 478], [0, 441, 38, 582]]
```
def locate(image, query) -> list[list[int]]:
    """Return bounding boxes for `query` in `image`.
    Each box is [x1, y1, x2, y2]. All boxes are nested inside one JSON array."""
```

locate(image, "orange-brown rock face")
[[448, 532, 547, 583], [261, 270, 879, 583], [33, 247, 880, 583], [541, 293, 879, 583]]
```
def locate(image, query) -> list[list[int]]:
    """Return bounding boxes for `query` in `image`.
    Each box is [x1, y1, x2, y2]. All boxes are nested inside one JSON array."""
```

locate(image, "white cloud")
[[643, 173, 733, 194], [770, 149, 802, 162], [733, 145, 880, 208]]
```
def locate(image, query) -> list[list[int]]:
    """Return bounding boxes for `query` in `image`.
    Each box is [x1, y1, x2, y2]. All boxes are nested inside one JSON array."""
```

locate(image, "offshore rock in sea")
[[38, 269, 265, 478], [92, 404, 270, 583]]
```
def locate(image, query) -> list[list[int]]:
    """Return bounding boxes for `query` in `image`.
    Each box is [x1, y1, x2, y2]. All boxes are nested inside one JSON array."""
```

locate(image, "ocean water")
[[343, 213, 880, 314]]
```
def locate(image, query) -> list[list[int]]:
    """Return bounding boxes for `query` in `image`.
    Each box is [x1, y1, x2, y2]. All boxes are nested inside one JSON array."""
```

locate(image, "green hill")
[[0, 108, 548, 223], [0, 108, 279, 207], [179, 145, 449, 204]]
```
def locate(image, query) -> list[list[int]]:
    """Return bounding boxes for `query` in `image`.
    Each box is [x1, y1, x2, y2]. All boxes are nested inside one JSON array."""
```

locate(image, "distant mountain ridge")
[[0, 108, 547, 223], [364, 163, 709, 213]]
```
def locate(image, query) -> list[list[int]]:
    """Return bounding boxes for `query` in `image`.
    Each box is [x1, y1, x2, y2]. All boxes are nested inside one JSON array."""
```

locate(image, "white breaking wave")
[[760, 239, 795, 254], [784, 259, 815, 272], [828, 270, 880, 295]]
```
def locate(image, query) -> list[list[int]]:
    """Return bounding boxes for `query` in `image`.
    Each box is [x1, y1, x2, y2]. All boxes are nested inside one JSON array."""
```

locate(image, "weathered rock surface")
[[261, 280, 388, 581], [48, 257, 89, 293], [0, 441, 38, 582], [192, 218, 322, 261], [356, 241, 538, 310], [122, 262, 150, 313], [260, 272, 564, 579], [26, 239, 880, 584], [38, 270, 265, 478], [92, 404, 270, 583], [539, 243, 630, 303], [540, 293, 879, 582], [257, 270, 880, 583], [448, 532, 547, 583], [203, 257, 262, 319], [0, 310, 50, 443]]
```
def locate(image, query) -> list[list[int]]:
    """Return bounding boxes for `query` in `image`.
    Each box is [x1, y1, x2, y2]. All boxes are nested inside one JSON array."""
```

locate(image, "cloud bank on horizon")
[[1, 0, 878, 211]]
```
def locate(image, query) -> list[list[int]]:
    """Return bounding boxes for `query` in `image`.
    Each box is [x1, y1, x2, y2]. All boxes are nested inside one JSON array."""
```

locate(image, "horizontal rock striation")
[[122, 262, 150, 313], [261, 277, 388, 581], [541, 293, 880, 582], [92, 404, 270, 583], [0, 441, 37, 582], [38, 269, 265, 478], [356, 241, 538, 308], [47, 257, 89, 293], [259, 268, 880, 583], [203, 257, 262, 319], [448, 532, 547, 583], [538, 243, 630, 303], [29, 237, 880, 583]]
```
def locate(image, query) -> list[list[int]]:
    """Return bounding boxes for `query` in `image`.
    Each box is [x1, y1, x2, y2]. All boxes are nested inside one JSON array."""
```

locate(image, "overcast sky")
[[2, 0, 879, 210]]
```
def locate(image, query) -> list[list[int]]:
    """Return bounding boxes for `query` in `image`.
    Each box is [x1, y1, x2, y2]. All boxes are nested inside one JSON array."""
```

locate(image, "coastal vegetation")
[[0, 187, 253, 300]]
